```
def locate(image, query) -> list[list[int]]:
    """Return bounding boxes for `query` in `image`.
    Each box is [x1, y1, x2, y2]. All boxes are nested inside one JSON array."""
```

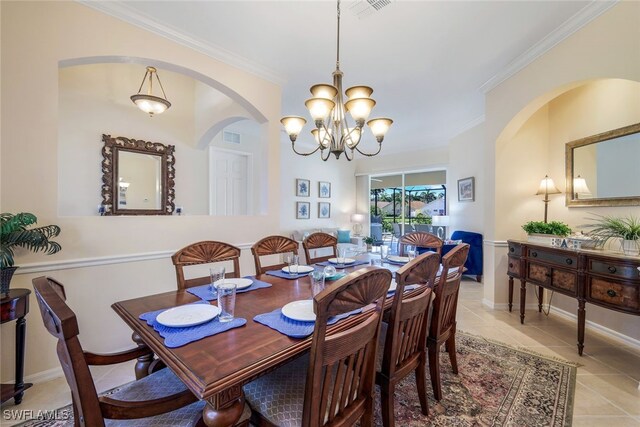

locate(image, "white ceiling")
[[89, 0, 611, 154]]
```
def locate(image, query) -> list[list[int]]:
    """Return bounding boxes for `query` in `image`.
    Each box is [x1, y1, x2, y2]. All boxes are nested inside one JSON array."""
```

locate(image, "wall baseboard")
[[482, 299, 640, 351], [22, 366, 64, 385]]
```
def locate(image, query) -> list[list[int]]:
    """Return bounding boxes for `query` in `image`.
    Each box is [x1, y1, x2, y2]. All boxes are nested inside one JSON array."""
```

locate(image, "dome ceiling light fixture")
[[130, 66, 171, 116], [281, 0, 393, 161]]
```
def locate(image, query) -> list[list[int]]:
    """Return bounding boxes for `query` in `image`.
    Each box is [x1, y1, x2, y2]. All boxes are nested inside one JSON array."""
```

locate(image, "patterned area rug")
[[14, 332, 576, 427]]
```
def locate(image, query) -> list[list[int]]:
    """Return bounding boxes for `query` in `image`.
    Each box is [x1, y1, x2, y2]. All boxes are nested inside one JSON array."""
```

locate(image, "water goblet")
[[288, 255, 299, 276], [217, 281, 237, 322], [406, 245, 416, 261], [310, 269, 326, 297]]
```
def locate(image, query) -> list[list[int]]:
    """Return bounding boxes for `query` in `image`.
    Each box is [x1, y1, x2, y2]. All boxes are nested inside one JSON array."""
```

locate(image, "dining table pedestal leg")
[[132, 332, 154, 379], [202, 386, 245, 427]]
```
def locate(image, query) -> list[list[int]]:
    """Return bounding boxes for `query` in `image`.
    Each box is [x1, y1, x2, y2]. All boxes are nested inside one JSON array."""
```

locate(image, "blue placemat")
[[186, 276, 272, 301], [316, 259, 370, 268], [139, 301, 246, 348], [254, 307, 362, 338], [265, 269, 311, 280], [387, 284, 420, 297]]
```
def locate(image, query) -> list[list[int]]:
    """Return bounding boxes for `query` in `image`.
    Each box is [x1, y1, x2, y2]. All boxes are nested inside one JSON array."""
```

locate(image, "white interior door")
[[209, 148, 251, 215]]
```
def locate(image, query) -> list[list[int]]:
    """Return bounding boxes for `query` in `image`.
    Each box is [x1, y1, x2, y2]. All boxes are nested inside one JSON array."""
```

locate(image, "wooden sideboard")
[[506, 240, 640, 355]]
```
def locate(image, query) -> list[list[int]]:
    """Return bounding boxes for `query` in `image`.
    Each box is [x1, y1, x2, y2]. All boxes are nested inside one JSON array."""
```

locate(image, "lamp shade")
[[573, 175, 591, 196], [432, 215, 450, 226], [281, 116, 307, 138], [536, 175, 561, 195], [305, 98, 335, 121], [350, 213, 365, 223]]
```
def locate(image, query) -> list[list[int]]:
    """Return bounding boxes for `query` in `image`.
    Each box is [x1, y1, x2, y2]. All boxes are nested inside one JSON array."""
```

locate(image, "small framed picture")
[[318, 181, 331, 198], [318, 202, 331, 219], [296, 202, 310, 219], [458, 177, 475, 202], [296, 179, 310, 197]]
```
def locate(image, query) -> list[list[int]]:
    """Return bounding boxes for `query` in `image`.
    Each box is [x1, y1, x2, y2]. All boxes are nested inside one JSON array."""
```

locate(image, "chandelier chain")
[[336, 0, 341, 70]]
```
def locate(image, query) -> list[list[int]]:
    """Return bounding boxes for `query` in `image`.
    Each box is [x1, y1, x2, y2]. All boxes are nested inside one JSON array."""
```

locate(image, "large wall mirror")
[[566, 122, 640, 207], [101, 134, 175, 215]]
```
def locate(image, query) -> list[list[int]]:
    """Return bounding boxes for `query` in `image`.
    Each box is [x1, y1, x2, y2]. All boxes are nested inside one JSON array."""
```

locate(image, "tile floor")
[[2, 279, 639, 426]]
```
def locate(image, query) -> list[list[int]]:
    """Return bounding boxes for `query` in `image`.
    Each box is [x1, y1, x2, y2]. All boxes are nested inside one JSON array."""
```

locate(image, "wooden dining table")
[[111, 255, 414, 427]]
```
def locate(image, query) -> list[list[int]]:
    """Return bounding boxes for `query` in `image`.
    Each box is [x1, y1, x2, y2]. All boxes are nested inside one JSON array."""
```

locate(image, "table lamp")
[[432, 215, 450, 239], [535, 175, 561, 223], [350, 213, 365, 236]]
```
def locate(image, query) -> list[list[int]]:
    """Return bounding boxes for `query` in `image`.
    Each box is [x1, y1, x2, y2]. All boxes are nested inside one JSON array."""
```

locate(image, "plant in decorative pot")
[[584, 214, 640, 256], [363, 236, 374, 252], [1, 213, 62, 295], [522, 221, 572, 245]]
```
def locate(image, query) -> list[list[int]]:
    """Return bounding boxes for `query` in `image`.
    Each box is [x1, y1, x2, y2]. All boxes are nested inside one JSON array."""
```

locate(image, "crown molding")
[[452, 114, 485, 137], [77, 1, 286, 86], [479, 0, 618, 94]]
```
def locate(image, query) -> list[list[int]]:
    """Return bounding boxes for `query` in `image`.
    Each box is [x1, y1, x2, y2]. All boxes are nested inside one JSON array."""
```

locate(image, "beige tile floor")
[[2, 279, 639, 426]]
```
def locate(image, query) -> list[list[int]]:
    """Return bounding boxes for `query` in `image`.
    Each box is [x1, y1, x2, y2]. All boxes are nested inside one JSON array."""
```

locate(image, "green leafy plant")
[[1, 212, 62, 268], [584, 214, 640, 246], [363, 236, 375, 245], [522, 221, 572, 237]]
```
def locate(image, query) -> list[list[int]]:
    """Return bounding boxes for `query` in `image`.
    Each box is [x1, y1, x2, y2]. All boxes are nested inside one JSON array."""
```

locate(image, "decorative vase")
[[527, 233, 556, 245], [621, 239, 640, 256], [366, 244, 372, 252], [1, 267, 18, 296]]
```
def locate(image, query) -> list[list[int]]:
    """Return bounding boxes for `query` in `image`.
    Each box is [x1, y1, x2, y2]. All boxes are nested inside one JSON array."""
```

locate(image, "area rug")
[[12, 332, 577, 427]]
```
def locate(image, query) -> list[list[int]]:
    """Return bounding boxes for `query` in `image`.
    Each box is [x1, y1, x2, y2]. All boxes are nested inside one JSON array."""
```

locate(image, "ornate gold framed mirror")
[[565, 122, 640, 207], [101, 134, 175, 215]]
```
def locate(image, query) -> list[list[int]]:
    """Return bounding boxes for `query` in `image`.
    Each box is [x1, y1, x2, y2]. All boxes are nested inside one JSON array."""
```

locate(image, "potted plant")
[[522, 221, 572, 245], [584, 214, 640, 256], [1, 212, 62, 295], [363, 236, 375, 251]]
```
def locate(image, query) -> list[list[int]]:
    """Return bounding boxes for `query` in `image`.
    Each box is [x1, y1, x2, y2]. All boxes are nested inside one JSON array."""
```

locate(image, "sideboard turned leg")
[[519, 280, 526, 324], [577, 300, 586, 356], [508, 277, 514, 312], [538, 286, 544, 313]]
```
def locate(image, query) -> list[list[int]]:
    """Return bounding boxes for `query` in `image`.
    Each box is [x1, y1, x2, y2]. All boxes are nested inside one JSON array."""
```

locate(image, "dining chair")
[[172, 240, 241, 290], [244, 267, 392, 427], [251, 235, 299, 274], [376, 251, 440, 427], [390, 223, 402, 252], [31, 276, 246, 427], [427, 243, 470, 401], [398, 231, 443, 257], [303, 232, 338, 265]]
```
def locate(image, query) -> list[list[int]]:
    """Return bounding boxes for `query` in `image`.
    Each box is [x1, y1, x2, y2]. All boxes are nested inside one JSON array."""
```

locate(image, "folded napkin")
[[325, 273, 347, 281], [186, 276, 272, 301], [387, 284, 420, 296], [253, 307, 362, 339], [139, 301, 246, 348], [265, 269, 310, 280], [315, 259, 370, 268]]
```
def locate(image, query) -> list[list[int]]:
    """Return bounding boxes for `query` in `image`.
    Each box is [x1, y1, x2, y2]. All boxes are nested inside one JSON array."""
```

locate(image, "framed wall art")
[[296, 201, 310, 219], [318, 181, 331, 198], [318, 202, 331, 219], [296, 179, 310, 197], [457, 177, 475, 202]]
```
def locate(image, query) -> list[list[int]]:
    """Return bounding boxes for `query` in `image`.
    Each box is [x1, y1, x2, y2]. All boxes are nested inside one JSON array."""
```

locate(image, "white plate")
[[281, 265, 315, 274], [281, 300, 316, 322], [388, 280, 397, 293], [156, 304, 221, 328], [328, 258, 356, 265], [213, 278, 253, 290], [387, 255, 410, 264]]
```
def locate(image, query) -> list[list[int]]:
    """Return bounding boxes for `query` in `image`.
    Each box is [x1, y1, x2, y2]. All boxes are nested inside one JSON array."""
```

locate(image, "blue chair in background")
[[448, 230, 483, 282]]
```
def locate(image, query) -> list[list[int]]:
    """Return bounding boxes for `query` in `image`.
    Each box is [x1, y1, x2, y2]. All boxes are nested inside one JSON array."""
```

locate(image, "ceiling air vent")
[[223, 131, 241, 144], [349, 0, 393, 19]]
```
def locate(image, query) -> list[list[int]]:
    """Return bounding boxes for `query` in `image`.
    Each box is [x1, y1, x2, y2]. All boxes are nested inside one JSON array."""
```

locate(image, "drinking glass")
[[406, 245, 416, 261], [380, 244, 389, 260], [310, 269, 326, 297], [288, 255, 299, 276], [217, 281, 237, 322], [209, 266, 226, 294], [337, 247, 347, 265]]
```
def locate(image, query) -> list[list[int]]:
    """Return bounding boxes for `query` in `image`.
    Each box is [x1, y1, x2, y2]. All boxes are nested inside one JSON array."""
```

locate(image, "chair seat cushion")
[[104, 367, 250, 426], [244, 355, 308, 427]]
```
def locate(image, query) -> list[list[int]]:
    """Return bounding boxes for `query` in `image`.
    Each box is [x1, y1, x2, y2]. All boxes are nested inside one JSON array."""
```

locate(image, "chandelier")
[[281, 0, 392, 161], [130, 66, 171, 116]]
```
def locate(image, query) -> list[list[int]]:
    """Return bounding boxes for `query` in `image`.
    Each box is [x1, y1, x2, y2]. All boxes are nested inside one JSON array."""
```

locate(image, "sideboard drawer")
[[508, 243, 522, 256], [552, 269, 578, 294], [527, 263, 550, 284], [589, 259, 640, 282], [507, 257, 520, 276], [527, 248, 577, 269], [587, 277, 640, 312]]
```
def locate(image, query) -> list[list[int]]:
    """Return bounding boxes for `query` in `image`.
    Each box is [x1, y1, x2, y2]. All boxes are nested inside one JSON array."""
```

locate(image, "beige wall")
[[484, 1, 640, 342], [0, 1, 282, 381]]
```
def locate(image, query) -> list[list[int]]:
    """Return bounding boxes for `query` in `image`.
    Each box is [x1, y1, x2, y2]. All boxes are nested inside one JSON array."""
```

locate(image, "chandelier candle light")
[[281, 0, 392, 161], [131, 66, 171, 116]]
